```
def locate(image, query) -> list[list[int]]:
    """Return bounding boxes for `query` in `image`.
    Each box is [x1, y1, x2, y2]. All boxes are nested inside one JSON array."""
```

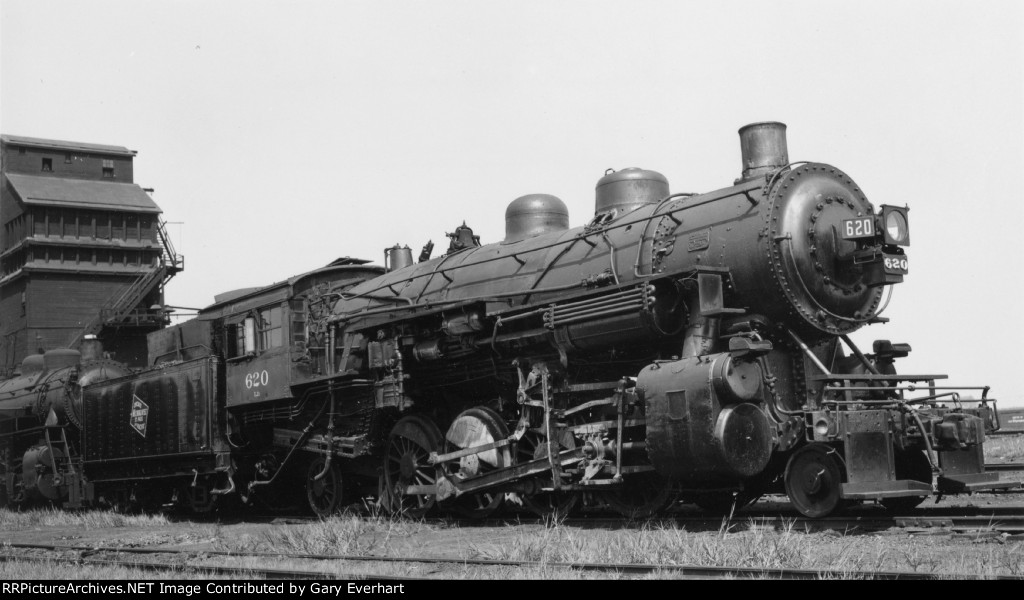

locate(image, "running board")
[[938, 472, 1021, 493], [840, 479, 932, 500], [840, 474, 1023, 499]]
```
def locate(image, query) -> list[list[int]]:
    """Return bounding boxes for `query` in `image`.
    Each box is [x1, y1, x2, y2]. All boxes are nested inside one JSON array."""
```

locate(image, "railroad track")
[[445, 512, 1024, 535], [172, 497, 1024, 532], [985, 462, 1024, 473], [692, 514, 1024, 535], [0, 548, 414, 581], [3, 543, 1021, 581]]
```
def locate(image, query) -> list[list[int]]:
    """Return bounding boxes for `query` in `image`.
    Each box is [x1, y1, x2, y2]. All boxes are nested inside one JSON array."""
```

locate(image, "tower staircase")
[[67, 220, 184, 348]]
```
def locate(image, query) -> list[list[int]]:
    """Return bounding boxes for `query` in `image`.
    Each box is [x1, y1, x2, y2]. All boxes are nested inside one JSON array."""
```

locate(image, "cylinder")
[[712, 357, 762, 402], [738, 121, 789, 181], [595, 168, 669, 215], [640, 354, 771, 484], [385, 244, 413, 272], [504, 194, 570, 242], [22, 444, 64, 501]]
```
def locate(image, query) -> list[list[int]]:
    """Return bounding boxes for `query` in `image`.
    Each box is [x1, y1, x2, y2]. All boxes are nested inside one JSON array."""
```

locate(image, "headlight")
[[880, 205, 910, 246], [885, 212, 907, 242]]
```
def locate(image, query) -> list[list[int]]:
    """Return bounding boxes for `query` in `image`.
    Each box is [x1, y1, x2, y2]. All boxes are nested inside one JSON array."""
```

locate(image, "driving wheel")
[[307, 457, 344, 517], [515, 429, 578, 517], [383, 414, 443, 517], [440, 407, 510, 519]]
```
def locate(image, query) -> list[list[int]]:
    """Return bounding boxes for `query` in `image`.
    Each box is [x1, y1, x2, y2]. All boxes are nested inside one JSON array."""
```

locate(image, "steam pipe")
[[211, 473, 236, 495], [552, 306, 642, 327], [681, 294, 719, 358], [314, 392, 337, 482], [551, 300, 644, 319], [551, 288, 643, 310], [551, 299, 643, 319]]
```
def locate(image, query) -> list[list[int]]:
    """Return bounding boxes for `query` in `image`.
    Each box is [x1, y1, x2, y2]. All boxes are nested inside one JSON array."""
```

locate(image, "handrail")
[[66, 264, 172, 348], [157, 220, 183, 270], [62, 220, 183, 349]]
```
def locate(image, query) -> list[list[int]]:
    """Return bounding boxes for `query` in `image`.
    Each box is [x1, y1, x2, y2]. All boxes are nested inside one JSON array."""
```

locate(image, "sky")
[[1, 0, 1022, 406]]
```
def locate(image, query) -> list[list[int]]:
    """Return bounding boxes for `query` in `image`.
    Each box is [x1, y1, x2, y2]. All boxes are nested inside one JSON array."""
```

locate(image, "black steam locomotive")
[[1, 122, 1016, 518]]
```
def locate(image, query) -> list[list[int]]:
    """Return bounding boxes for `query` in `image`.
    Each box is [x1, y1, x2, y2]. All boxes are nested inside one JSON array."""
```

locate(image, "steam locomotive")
[[1, 122, 1017, 518]]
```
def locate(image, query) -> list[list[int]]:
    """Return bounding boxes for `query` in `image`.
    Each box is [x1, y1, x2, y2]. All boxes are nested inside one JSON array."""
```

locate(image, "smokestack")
[[80, 334, 104, 361], [738, 122, 789, 182]]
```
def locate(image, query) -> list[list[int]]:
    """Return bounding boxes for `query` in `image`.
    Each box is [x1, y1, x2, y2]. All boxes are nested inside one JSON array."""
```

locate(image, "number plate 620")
[[842, 217, 874, 240], [883, 255, 909, 274]]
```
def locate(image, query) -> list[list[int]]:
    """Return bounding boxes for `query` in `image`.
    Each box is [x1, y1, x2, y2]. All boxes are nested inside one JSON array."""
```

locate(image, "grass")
[[0, 506, 170, 530], [220, 511, 432, 556], [985, 435, 1024, 462], [4, 497, 1023, 579], [232, 511, 1024, 579], [464, 518, 1024, 578]]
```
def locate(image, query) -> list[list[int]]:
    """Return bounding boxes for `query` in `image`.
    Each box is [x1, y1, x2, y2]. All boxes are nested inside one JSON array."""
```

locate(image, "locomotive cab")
[[200, 260, 385, 409]]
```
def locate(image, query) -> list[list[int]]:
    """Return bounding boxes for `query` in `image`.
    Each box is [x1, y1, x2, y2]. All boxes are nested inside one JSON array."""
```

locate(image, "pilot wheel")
[[784, 443, 845, 518]]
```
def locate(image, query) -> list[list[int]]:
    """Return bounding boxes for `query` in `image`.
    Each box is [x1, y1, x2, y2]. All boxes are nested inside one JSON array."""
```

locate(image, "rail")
[[5, 542, 1023, 581]]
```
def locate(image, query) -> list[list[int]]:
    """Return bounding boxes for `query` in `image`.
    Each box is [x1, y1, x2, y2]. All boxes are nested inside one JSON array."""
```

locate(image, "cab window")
[[225, 317, 257, 358], [258, 306, 283, 350]]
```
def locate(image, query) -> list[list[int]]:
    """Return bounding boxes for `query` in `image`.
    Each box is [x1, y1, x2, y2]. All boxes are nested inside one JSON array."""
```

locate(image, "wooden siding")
[[1, 175, 22, 250], [0, 279, 28, 373], [2, 144, 134, 183], [27, 273, 145, 328]]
